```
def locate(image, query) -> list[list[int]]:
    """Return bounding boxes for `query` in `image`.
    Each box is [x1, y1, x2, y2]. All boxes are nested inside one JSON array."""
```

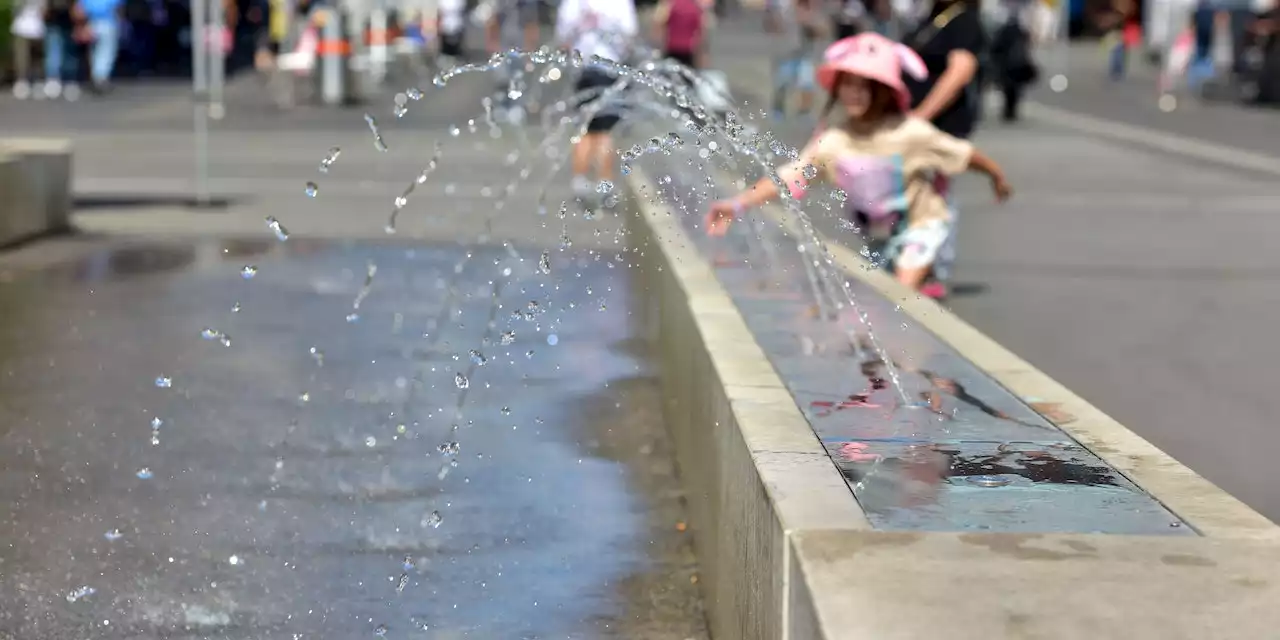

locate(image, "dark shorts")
[[665, 49, 697, 69], [574, 67, 623, 133], [440, 31, 464, 58]]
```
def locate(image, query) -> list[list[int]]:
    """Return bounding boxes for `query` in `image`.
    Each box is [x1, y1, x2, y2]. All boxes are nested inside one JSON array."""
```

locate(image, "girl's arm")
[[705, 161, 812, 236], [966, 148, 1012, 202]]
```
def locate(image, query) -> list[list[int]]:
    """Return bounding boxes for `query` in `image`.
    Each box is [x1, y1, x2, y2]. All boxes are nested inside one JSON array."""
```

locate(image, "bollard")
[[316, 7, 351, 106]]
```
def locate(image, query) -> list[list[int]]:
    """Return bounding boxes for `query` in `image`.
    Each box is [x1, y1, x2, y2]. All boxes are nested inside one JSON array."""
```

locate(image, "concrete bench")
[[0, 138, 72, 247]]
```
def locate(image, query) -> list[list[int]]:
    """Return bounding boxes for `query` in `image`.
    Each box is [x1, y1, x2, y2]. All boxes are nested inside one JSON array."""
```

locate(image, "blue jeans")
[[89, 18, 121, 83], [44, 26, 80, 82], [1108, 41, 1127, 81]]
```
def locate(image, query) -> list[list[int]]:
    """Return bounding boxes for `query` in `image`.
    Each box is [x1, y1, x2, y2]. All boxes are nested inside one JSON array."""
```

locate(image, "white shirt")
[[439, 0, 466, 34], [555, 0, 639, 63]]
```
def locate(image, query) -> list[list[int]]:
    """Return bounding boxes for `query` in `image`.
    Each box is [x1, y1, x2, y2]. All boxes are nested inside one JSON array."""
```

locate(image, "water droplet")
[[395, 572, 409, 593], [437, 441, 460, 455], [501, 406, 511, 416], [104, 529, 123, 541], [154, 376, 172, 388], [319, 146, 341, 173], [421, 510, 443, 528], [136, 467, 153, 480], [500, 331, 516, 345], [304, 182, 319, 198], [231, 302, 242, 313], [66, 586, 96, 603], [393, 103, 409, 118], [538, 251, 551, 274], [547, 334, 559, 346], [525, 350, 534, 358], [228, 554, 242, 566], [469, 350, 487, 366], [966, 475, 1012, 488], [150, 417, 163, 429], [265, 216, 290, 241], [596, 180, 614, 194], [454, 373, 469, 389], [406, 87, 424, 100], [448, 125, 461, 137], [375, 623, 389, 636], [364, 113, 389, 152], [346, 313, 360, 323]]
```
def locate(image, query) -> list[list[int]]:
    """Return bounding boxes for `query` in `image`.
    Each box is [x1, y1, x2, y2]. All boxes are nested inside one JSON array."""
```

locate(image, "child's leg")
[[889, 219, 951, 293]]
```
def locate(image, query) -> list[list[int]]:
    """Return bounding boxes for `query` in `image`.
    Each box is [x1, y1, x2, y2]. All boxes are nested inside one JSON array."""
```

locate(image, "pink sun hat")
[[816, 33, 929, 112]]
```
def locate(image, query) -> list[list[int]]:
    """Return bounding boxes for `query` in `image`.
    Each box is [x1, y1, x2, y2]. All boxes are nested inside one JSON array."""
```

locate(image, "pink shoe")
[[919, 281, 947, 300]]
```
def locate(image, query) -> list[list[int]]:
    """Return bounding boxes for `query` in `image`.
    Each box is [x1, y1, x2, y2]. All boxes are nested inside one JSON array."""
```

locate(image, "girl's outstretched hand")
[[705, 200, 739, 237], [991, 176, 1013, 203]]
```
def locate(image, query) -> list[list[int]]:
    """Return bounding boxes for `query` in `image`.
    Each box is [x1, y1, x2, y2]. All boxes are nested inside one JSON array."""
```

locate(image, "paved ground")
[[704, 14, 1280, 523], [0, 61, 710, 638]]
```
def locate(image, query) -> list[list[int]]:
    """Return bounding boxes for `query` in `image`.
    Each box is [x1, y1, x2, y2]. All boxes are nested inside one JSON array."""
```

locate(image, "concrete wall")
[[0, 138, 73, 247], [623, 167, 1280, 640]]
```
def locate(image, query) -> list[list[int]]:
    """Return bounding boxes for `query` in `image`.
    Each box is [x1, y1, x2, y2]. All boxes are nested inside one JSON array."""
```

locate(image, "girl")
[[705, 33, 1012, 294]]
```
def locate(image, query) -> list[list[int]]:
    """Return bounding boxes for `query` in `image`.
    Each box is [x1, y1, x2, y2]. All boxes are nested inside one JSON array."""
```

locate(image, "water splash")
[[265, 216, 289, 241], [364, 113, 389, 152], [318, 146, 341, 172]]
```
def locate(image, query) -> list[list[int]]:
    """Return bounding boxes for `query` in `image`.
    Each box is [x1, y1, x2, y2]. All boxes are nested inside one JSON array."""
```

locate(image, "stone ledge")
[[625, 163, 1280, 640], [0, 138, 73, 248], [791, 529, 1280, 640]]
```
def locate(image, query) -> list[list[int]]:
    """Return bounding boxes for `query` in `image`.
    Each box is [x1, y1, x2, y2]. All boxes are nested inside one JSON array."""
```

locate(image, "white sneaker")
[[12, 80, 31, 100], [43, 80, 62, 99]]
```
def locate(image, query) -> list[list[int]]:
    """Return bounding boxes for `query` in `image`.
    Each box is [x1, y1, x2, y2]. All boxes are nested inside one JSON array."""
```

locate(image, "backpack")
[[665, 0, 704, 56]]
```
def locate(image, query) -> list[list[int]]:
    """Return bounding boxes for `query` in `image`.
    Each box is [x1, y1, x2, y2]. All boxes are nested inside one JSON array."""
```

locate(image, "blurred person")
[[832, 0, 869, 38], [768, 0, 823, 120], [10, 0, 45, 98], [705, 33, 1011, 293], [43, 0, 84, 98], [438, 0, 466, 59], [555, 0, 639, 204], [902, 0, 983, 299], [988, 2, 1038, 120], [122, 0, 162, 75], [81, 0, 123, 92], [487, 0, 541, 52], [1096, 0, 1139, 80], [651, 0, 706, 68]]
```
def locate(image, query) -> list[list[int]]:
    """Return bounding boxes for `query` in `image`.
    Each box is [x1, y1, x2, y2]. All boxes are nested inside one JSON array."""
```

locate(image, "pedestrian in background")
[[80, 0, 123, 92], [43, 0, 84, 99], [768, 0, 824, 120], [651, 0, 707, 67], [10, 0, 46, 98]]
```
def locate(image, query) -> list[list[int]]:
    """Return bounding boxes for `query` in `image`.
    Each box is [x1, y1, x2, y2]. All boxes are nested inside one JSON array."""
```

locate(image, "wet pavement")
[[0, 238, 708, 639], [641, 150, 1194, 535]]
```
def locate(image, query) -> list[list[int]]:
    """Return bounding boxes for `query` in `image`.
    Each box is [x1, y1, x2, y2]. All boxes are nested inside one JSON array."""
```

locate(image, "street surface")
[[706, 14, 1280, 523], [0, 62, 710, 638]]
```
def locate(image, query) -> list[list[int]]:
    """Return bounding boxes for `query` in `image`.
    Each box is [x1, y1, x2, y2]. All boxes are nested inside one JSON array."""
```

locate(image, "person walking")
[[902, 0, 984, 299], [43, 0, 84, 99], [651, 0, 706, 68], [10, 0, 45, 98], [768, 0, 824, 121], [555, 0, 639, 205], [81, 0, 123, 92]]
